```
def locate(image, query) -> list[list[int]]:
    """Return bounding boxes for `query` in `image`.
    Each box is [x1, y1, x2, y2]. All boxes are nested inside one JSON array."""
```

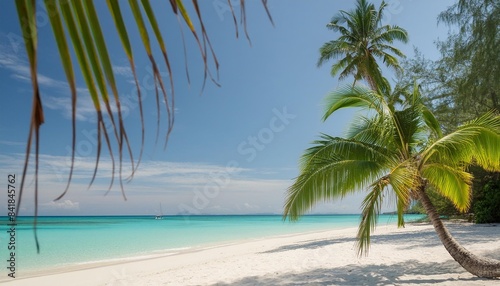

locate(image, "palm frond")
[[372, 26, 409, 44], [357, 177, 385, 256], [16, 0, 43, 254], [388, 160, 417, 216], [374, 43, 406, 58], [19, 0, 270, 195], [422, 163, 472, 212], [374, 0, 387, 26], [260, 0, 275, 26], [285, 135, 393, 221], [337, 56, 359, 80], [44, 0, 77, 203], [322, 85, 389, 121], [140, 0, 175, 159], [317, 40, 354, 67], [55, 1, 115, 199], [346, 115, 394, 147], [422, 111, 500, 169], [329, 56, 352, 78], [74, 1, 136, 192], [15, 0, 273, 251], [463, 112, 500, 171], [392, 107, 422, 153], [357, 157, 417, 255]]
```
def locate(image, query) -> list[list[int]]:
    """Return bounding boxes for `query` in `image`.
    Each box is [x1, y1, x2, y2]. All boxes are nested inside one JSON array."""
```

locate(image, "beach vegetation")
[[284, 80, 500, 277], [399, 0, 500, 223], [285, 0, 500, 278], [474, 179, 500, 224]]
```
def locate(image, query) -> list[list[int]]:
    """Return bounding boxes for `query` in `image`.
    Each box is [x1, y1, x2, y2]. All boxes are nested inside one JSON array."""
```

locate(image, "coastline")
[[3, 222, 499, 285], [1, 214, 382, 273]]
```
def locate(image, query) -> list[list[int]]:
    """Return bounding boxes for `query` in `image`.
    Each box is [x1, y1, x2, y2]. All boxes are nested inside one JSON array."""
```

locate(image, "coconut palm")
[[283, 82, 500, 277], [317, 0, 408, 91]]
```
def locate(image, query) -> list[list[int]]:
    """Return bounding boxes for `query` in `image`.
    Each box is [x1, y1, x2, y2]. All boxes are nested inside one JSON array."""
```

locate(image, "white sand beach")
[[4, 222, 500, 286]]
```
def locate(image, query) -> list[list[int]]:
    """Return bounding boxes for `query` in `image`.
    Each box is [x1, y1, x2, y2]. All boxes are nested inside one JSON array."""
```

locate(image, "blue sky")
[[0, 0, 455, 216]]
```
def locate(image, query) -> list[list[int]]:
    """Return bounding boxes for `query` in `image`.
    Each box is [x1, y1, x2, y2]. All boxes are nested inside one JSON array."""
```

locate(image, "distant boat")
[[155, 203, 164, 220]]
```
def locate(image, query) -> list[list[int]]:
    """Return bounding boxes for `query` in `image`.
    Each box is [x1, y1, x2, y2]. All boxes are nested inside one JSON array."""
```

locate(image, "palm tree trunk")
[[364, 74, 377, 91], [417, 183, 500, 278]]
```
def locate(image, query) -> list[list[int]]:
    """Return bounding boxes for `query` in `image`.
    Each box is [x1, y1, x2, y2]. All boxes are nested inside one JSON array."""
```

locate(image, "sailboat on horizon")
[[155, 203, 164, 220]]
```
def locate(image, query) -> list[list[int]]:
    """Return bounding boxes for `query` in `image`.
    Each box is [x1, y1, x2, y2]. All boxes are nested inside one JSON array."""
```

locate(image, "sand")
[[3, 222, 500, 286]]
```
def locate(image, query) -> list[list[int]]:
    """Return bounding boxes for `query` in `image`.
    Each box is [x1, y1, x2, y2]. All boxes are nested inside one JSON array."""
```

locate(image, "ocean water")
[[0, 214, 424, 276]]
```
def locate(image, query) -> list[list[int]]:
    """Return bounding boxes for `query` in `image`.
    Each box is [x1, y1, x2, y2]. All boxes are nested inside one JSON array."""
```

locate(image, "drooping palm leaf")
[[16, 0, 43, 253], [357, 178, 385, 255], [84, 0, 138, 184], [140, 0, 175, 152], [58, 1, 115, 199], [15, 0, 273, 251], [71, 0, 135, 198], [44, 0, 78, 202]]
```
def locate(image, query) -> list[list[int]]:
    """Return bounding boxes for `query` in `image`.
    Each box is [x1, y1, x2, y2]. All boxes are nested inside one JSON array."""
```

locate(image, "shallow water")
[[0, 214, 424, 275]]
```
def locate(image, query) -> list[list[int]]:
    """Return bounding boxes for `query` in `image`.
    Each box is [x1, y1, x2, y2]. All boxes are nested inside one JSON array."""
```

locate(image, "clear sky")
[[0, 0, 456, 216]]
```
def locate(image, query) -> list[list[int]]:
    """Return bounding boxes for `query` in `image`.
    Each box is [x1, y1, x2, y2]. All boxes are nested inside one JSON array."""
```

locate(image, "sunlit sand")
[[5, 222, 499, 286]]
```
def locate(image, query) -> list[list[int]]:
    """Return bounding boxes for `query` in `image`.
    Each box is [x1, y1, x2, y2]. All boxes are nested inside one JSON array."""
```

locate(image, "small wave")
[[76, 247, 192, 266]]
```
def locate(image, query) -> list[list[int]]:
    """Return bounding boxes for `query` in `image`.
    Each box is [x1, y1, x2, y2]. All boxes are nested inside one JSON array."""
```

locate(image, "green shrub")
[[474, 181, 500, 223]]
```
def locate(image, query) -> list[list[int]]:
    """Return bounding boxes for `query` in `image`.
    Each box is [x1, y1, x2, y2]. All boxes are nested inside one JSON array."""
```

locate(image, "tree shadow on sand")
[[211, 259, 497, 286], [215, 224, 500, 285], [262, 223, 499, 254]]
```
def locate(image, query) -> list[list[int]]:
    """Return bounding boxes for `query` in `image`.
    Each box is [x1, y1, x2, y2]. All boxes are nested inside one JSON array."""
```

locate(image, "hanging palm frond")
[[15, 0, 273, 252]]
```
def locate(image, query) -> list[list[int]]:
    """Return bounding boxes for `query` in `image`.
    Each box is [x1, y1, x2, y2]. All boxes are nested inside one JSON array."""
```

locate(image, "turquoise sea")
[[0, 214, 424, 277]]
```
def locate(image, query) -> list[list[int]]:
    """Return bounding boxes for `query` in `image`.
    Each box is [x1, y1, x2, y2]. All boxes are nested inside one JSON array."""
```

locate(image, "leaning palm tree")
[[284, 82, 500, 277], [317, 0, 408, 91]]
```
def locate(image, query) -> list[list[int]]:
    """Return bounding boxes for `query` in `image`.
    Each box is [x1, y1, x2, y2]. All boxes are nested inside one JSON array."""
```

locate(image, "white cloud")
[[0, 140, 25, 146], [242, 202, 260, 210], [0, 44, 97, 121], [0, 45, 70, 91], [44, 96, 96, 121], [0, 153, 381, 216], [0, 153, 290, 214], [112, 65, 133, 77], [42, 199, 80, 211], [0, 44, 139, 122]]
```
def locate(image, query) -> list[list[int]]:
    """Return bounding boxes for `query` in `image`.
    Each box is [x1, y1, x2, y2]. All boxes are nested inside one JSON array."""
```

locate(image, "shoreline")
[[2, 226, 356, 282], [3, 222, 499, 285]]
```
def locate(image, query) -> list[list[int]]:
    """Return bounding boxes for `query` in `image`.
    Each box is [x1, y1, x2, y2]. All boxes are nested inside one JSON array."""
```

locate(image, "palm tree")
[[317, 0, 408, 91], [283, 82, 500, 277]]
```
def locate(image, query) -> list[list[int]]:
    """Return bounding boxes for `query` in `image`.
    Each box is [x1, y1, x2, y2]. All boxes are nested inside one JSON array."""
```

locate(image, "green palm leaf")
[[285, 135, 393, 221], [357, 179, 385, 255], [44, 0, 78, 202], [422, 111, 500, 169], [422, 163, 472, 211], [323, 85, 389, 120]]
